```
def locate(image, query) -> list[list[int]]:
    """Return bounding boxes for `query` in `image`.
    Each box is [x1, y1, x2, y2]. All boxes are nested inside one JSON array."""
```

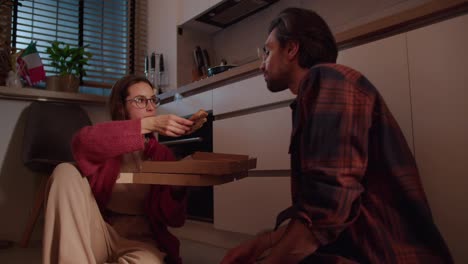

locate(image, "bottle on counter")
[[149, 52, 158, 94]]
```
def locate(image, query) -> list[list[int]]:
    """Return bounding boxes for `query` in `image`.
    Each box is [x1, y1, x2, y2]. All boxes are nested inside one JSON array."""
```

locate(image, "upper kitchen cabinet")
[[178, 0, 278, 29], [178, 0, 214, 26]]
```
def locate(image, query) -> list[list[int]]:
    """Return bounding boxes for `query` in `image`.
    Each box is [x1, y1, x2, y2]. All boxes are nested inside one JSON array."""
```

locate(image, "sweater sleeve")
[[72, 119, 144, 176], [158, 186, 188, 227]]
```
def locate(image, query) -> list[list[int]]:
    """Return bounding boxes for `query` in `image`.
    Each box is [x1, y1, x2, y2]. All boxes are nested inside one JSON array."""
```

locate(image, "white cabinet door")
[[337, 33, 414, 153], [407, 14, 468, 264], [157, 90, 212, 117], [213, 106, 292, 170], [214, 176, 291, 235], [178, 0, 211, 25], [213, 74, 295, 115]]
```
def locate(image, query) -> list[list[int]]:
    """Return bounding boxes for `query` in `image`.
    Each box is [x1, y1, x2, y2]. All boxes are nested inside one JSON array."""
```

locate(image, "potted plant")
[[46, 41, 92, 92]]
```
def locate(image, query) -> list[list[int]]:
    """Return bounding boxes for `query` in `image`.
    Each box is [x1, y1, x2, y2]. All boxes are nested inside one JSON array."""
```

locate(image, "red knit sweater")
[[72, 119, 186, 264]]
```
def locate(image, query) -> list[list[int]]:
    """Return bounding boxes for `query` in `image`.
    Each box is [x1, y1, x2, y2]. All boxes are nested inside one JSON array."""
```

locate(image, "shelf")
[[159, 59, 261, 103], [0, 86, 107, 105]]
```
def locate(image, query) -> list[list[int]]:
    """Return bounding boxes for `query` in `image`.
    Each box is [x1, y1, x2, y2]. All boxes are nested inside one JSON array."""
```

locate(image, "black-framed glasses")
[[126, 95, 160, 109]]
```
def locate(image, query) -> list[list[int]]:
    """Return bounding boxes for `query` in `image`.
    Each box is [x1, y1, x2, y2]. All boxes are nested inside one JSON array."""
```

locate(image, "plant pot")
[[46, 75, 80, 93]]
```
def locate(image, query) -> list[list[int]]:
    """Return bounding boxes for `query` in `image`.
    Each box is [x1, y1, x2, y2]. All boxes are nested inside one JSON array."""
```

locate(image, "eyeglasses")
[[126, 95, 160, 109]]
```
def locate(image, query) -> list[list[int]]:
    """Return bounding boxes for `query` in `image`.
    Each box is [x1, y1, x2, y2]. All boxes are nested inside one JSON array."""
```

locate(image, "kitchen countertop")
[[159, 59, 262, 104]]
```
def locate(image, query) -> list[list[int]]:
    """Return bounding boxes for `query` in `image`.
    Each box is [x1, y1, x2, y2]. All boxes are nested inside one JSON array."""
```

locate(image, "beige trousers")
[[42, 163, 166, 264]]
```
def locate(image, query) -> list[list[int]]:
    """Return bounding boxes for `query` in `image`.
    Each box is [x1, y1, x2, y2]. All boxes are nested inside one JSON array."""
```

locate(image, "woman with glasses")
[[43, 75, 193, 264]]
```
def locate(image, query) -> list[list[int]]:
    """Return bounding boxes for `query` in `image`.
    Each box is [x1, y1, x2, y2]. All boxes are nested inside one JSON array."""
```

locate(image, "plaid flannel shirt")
[[277, 63, 453, 263]]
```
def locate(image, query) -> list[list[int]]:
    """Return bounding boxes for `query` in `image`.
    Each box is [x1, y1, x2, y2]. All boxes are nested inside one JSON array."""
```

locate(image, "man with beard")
[[221, 7, 453, 264]]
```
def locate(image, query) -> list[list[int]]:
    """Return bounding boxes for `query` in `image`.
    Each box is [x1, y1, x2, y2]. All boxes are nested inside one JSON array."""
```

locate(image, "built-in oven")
[[158, 111, 214, 223]]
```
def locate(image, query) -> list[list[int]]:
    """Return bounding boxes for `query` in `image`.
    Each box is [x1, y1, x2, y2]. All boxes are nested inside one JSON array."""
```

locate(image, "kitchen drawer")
[[214, 176, 291, 235], [213, 74, 295, 115], [157, 90, 212, 117], [213, 106, 291, 170]]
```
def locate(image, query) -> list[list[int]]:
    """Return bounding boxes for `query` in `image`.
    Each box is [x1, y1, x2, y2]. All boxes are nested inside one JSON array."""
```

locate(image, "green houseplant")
[[45, 41, 92, 92]]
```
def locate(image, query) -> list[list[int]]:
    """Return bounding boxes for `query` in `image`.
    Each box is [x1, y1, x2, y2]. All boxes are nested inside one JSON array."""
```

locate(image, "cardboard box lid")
[[117, 152, 256, 186]]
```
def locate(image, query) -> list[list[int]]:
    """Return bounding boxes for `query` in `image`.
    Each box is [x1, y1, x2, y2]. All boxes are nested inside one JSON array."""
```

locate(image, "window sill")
[[0, 86, 107, 105]]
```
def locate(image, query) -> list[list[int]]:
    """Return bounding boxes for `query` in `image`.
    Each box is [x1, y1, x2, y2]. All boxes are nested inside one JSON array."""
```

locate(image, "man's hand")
[[141, 115, 193, 137], [220, 233, 271, 264], [260, 219, 319, 264]]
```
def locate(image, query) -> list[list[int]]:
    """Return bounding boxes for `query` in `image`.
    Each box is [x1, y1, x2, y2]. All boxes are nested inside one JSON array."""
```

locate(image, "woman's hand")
[[221, 233, 271, 264], [141, 115, 193, 137]]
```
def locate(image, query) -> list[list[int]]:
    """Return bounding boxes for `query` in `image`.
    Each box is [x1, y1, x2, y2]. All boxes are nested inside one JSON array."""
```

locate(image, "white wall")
[[147, 0, 179, 92], [0, 99, 107, 242]]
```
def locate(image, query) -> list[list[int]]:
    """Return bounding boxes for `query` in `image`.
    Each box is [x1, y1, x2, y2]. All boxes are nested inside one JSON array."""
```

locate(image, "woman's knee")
[[49, 163, 83, 189]]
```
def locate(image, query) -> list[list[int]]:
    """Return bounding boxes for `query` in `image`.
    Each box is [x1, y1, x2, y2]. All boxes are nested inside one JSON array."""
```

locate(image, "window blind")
[[13, 0, 147, 92]]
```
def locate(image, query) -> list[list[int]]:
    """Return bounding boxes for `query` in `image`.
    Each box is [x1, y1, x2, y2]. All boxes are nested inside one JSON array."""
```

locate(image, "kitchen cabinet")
[[406, 14, 468, 263], [337, 33, 414, 153], [157, 90, 212, 117], [212, 84, 293, 235], [178, 0, 209, 25], [178, 0, 223, 26], [213, 74, 295, 115], [214, 176, 290, 235], [213, 106, 291, 170]]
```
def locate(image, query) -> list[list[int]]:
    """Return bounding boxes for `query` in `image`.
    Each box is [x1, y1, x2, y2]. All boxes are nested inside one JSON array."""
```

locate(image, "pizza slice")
[[187, 109, 208, 134]]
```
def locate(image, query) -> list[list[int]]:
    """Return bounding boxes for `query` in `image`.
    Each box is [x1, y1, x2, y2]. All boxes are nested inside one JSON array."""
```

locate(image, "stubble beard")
[[265, 74, 289, 93]]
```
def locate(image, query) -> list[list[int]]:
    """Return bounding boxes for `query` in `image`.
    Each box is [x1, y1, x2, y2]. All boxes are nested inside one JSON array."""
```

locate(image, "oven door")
[[158, 112, 214, 222]]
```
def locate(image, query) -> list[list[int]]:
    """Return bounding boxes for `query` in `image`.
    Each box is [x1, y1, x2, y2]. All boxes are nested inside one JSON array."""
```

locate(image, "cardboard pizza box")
[[117, 152, 256, 186]]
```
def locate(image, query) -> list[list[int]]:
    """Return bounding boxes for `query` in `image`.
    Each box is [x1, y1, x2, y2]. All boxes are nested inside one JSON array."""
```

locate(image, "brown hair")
[[268, 8, 337, 68], [108, 75, 154, 120]]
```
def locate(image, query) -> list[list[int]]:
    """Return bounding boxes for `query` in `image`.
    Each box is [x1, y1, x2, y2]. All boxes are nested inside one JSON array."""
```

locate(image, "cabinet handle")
[[159, 137, 203, 146]]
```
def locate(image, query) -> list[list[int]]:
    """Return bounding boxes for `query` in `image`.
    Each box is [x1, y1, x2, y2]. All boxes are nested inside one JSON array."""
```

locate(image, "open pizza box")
[[116, 152, 257, 186]]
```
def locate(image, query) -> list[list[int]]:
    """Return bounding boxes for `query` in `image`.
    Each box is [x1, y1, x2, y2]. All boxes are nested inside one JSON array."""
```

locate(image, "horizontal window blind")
[[82, 0, 127, 89], [15, 0, 80, 77], [12, 0, 147, 92]]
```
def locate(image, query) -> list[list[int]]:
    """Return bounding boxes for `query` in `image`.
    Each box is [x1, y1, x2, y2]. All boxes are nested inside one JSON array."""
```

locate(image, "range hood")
[[196, 0, 279, 28]]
